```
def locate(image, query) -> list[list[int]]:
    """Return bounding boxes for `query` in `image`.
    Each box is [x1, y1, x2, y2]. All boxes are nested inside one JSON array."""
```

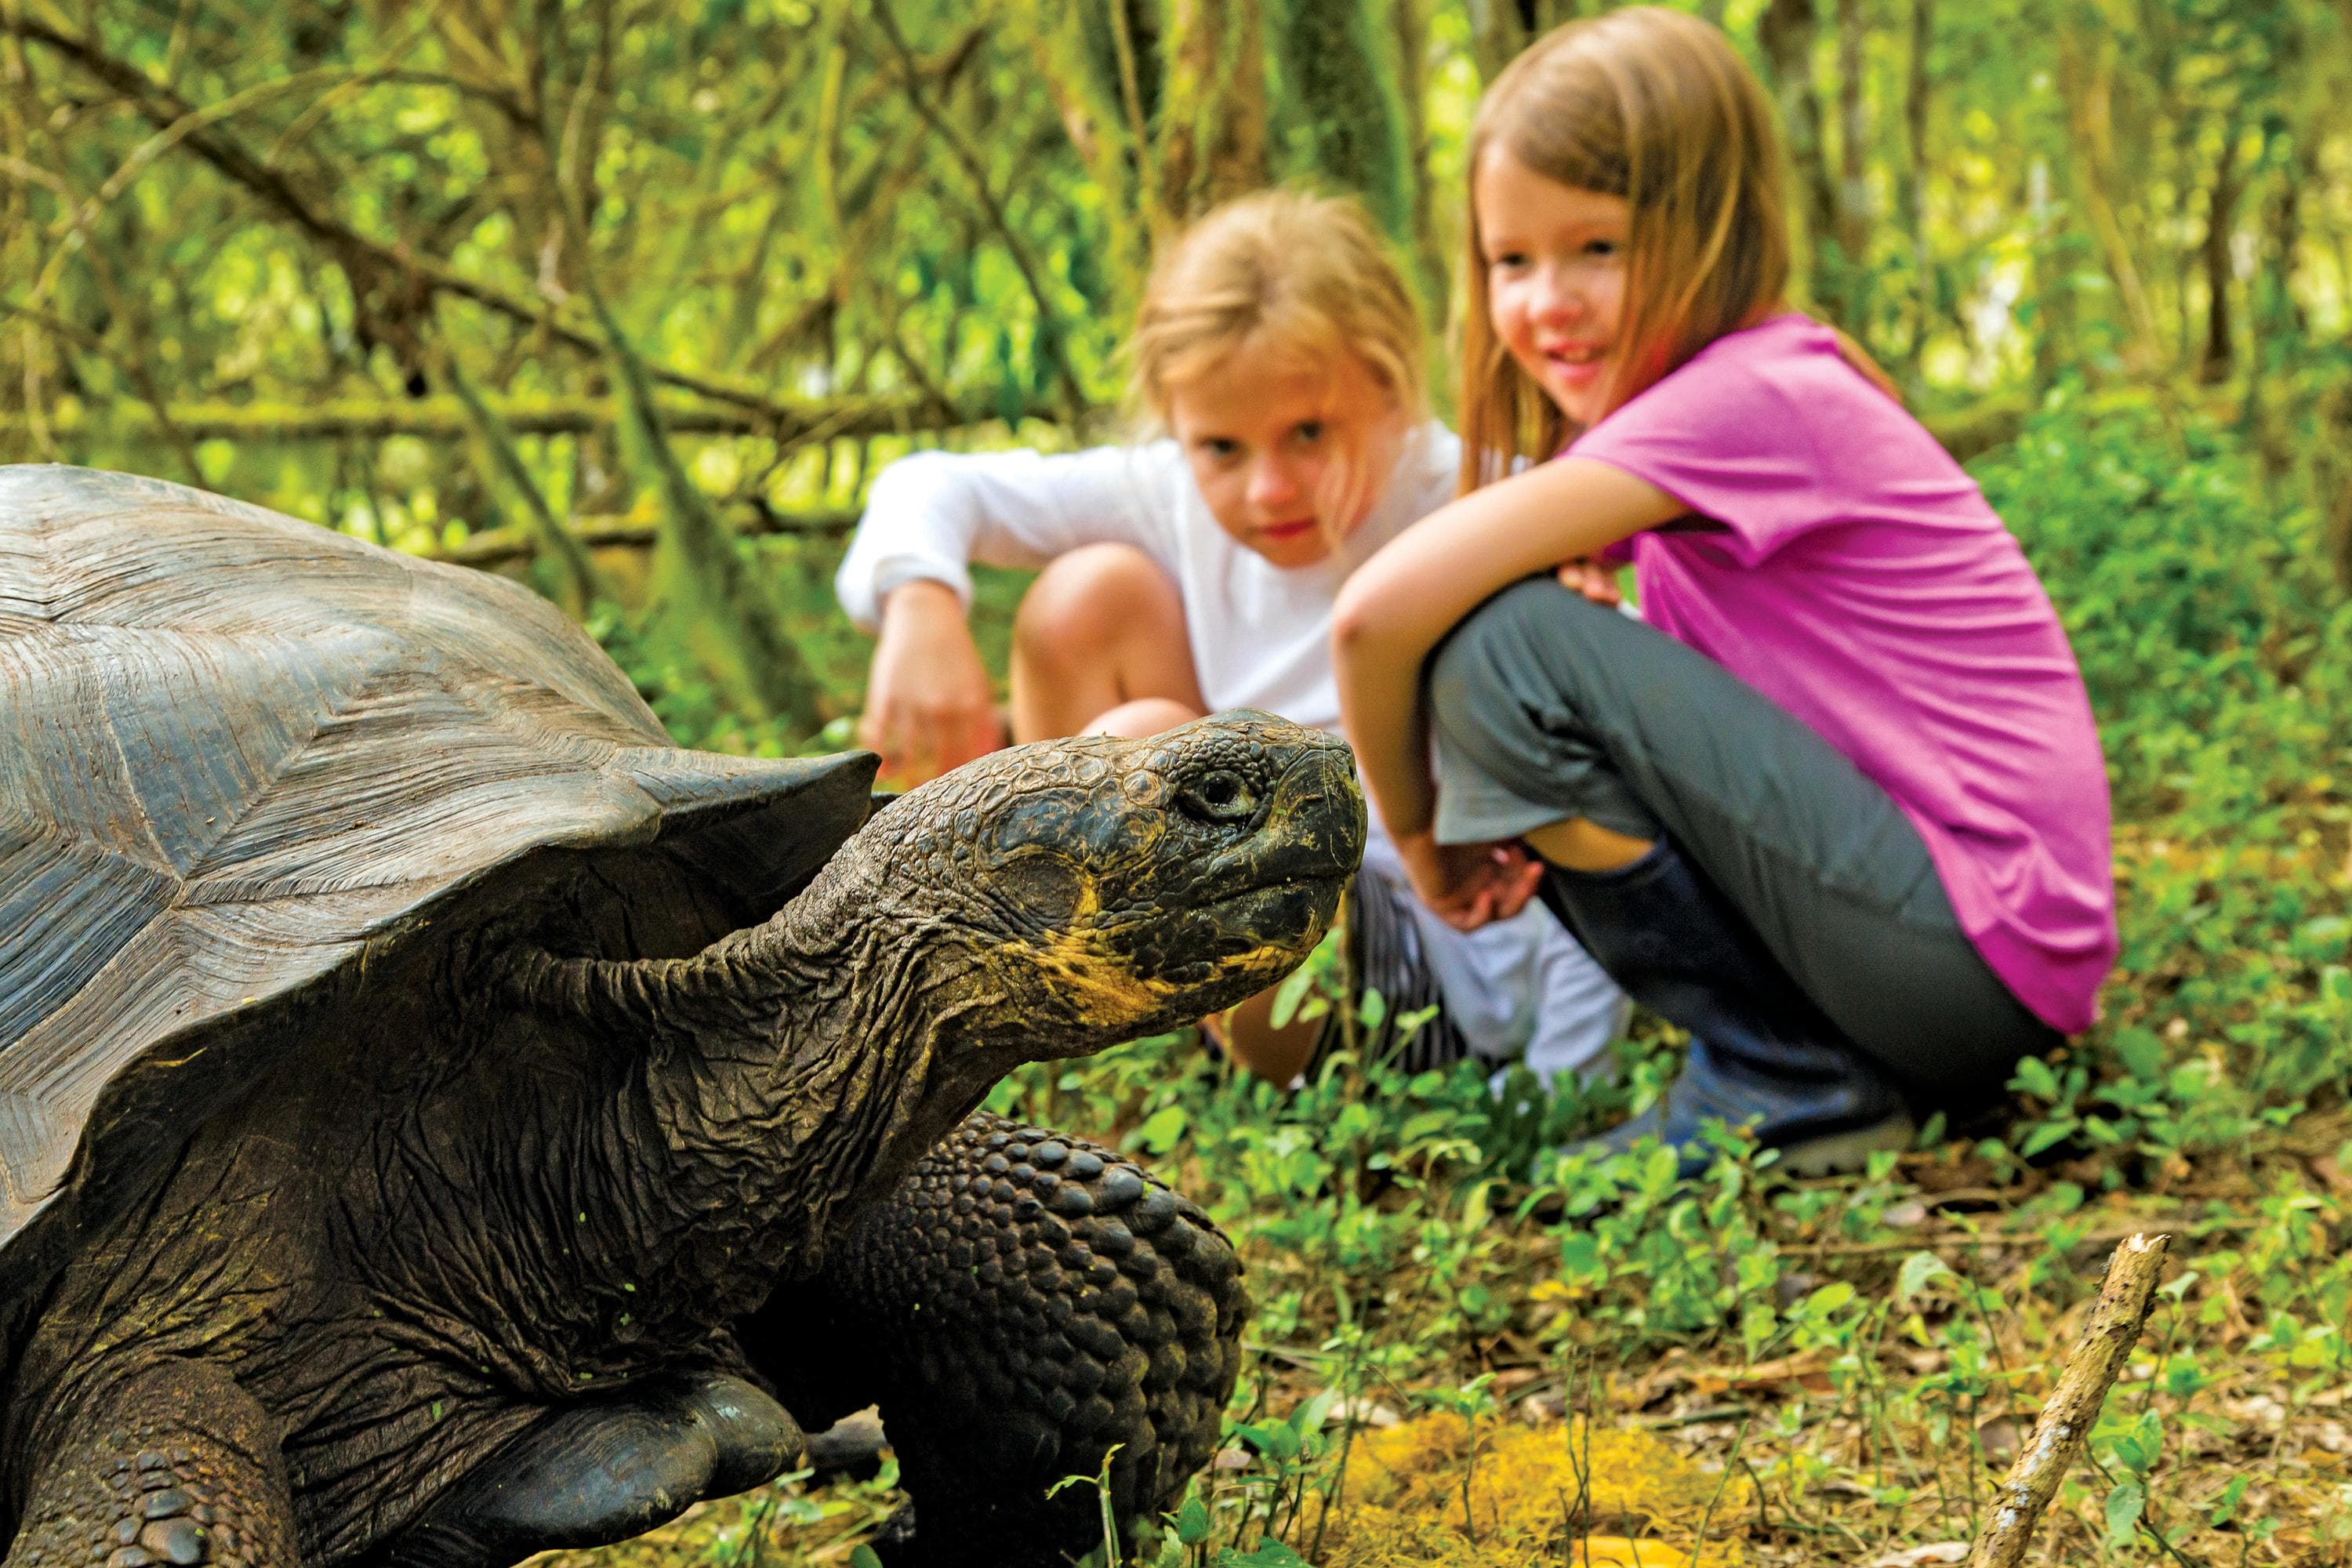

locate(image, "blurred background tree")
[[4, 0, 2350, 742]]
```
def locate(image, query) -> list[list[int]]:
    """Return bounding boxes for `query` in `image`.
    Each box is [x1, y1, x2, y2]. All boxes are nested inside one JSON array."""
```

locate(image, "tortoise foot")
[[372, 1372, 801, 1568], [5, 1360, 296, 1568]]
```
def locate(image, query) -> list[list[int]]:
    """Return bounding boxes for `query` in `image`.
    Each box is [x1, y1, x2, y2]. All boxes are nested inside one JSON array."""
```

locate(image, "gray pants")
[[1427, 579, 2057, 1107]]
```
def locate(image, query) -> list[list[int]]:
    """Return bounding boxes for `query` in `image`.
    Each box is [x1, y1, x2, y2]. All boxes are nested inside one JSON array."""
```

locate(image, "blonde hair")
[[1129, 189, 1428, 424], [1459, 8, 1791, 489], [1122, 191, 1427, 539]]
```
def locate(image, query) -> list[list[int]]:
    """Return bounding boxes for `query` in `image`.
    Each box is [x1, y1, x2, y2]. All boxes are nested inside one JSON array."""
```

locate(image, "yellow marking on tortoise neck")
[[998, 925, 1301, 1026]]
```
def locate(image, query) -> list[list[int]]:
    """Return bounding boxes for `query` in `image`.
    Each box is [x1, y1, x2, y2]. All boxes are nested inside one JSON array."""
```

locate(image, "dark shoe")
[[1540, 839, 1914, 1178], [1574, 1038, 1914, 1179]]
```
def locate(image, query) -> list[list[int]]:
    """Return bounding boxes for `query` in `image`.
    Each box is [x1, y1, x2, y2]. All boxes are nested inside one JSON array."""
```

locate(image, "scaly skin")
[[745, 1114, 1248, 1568], [1, 715, 1363, 1568]]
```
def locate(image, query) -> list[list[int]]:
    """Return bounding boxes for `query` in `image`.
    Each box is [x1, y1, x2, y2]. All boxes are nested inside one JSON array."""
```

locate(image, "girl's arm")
[[836, 445, 1174, 631], [1333, 456, 1684, 906], [840, 446, 1178, 780]]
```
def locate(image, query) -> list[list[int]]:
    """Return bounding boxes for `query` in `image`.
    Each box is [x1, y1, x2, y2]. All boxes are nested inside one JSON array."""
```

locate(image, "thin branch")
[[424, 503, 860, 568], [1969, 1232, 2172, 1568], [0, 298, 203, 483], [2, 12, 880, 428], [0, 390, 1063, 445], [866, 0, 1086, 416], [437, 343, 603, 614]]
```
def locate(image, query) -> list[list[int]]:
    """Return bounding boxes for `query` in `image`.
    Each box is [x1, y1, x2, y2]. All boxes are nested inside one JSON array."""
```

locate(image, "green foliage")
[[12, 5, 2352, 1563]]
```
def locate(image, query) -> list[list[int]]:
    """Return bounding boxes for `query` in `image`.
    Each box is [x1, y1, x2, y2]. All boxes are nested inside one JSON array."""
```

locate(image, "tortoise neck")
[[499, 863, 1004, 1320]]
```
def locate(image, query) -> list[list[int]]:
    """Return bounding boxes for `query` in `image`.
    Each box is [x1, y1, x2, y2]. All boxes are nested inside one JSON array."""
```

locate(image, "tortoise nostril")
[[1178, 768, 1257, 825]]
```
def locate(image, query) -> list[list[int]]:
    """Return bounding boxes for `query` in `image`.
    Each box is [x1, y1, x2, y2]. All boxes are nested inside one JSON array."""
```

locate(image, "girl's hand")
[[1396, 831, 1545, 932], [859, 579, 1002, 786], [1555, 557, 1622, 606]]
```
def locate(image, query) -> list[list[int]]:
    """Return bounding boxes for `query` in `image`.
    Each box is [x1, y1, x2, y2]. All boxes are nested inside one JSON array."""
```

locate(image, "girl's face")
[[1476, 148, 1632, 430], [1166, 336, 1402, 570]]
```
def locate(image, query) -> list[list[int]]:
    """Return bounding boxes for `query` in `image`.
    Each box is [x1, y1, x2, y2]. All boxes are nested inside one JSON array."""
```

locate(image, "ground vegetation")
[[5, 0, 2351, 1560]]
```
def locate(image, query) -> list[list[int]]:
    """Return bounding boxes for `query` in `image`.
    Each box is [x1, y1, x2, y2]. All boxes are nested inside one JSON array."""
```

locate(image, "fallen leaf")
[[1330, 1397, 1401, 1428], [1978, 1413, 2032, 1466], [1690, 1348, 1832, 1397], [1867, 1544, 1971, 1568], [1570, 1540, 1698, 1566]]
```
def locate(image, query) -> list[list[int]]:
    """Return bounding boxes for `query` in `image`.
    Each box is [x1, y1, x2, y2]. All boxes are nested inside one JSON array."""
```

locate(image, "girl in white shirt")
[[837, 191, 1624, 1087]]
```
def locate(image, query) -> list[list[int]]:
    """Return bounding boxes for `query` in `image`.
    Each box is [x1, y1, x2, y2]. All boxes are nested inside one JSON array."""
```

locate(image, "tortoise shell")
[[0, 466, 873, 1306]]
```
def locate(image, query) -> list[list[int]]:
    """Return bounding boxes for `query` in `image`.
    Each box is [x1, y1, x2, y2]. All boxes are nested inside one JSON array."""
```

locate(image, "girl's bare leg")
[[1010, 545, 1311, 1082], [1520, 818, 1655, 873], [1010, 544, 1207, 742]]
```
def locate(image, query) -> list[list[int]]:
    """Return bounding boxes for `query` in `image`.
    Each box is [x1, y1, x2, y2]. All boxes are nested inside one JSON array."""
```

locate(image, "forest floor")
[[545, 401, 2352, 1566]]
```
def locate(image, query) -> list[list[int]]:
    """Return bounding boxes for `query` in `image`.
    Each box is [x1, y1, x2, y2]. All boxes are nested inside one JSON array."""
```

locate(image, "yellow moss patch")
[[1315, 1415, 1745, 1568]]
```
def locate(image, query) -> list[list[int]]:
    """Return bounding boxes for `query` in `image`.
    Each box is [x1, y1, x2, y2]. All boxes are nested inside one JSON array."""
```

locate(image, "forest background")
[[5, 0, 2352, 1563]]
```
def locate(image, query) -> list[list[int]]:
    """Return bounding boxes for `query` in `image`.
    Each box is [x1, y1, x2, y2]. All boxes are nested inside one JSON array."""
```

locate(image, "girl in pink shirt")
[[1333, 8, 2117, 1176]]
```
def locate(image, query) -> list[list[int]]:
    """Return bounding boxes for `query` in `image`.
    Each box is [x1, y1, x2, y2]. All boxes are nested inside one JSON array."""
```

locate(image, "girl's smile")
[[1475, 150, 1632, 429]]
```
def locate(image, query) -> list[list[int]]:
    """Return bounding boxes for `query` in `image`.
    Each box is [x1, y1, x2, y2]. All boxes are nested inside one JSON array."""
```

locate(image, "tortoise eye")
[[1178, 768, 1256, 825]]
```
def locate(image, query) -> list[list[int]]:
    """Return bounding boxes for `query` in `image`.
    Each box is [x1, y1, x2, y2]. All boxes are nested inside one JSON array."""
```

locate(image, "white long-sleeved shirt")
[[836, 424, 1627, 1083], [837, 425, 1462, 731]]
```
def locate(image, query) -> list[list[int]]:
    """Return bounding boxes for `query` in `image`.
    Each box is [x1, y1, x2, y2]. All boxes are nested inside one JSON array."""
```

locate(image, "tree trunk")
[[1834, 0, 1871, 331], [582, 279, 826, 735], [1389, 0, 1453, 325], [1271, 0, 1418, 249], [2196, 126, 2242, 386], [1156, 0, 1271, 228], [1467, 0, 1530, 84], [1015, 7, 1154, 309], [2054, 16, 2164, 372], [1902, 0, 1935, 383], [1758, 0, 1842, 316]]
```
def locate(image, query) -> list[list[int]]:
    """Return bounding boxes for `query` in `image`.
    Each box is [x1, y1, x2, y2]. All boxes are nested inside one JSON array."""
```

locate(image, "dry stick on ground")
[[1969, 1231, 2172, 1568]]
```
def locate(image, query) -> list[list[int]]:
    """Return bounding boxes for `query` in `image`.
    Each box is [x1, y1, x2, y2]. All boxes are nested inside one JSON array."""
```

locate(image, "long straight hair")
[[1457, 8, 1792, 490]]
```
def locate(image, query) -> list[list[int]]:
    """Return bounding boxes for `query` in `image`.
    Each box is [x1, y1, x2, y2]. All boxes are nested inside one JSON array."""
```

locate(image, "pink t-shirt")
[[1572, 313, 2114, 1033]]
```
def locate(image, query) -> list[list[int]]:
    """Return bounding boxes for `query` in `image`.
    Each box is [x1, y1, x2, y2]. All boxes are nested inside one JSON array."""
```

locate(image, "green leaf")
[[1175, 1496, 1211, 1545], [2013, 1056, 2063, 1101], [2103, 1479, 2146, 1548], [1269, 964, 1316, 1029], [851, 1548, 887, 1568], [1213, 1543, 1308, 1567], [2111, 1025, 2165, 1080], [1896, 1250, 1951, 1305], [2018, 1116, 2079, 1158], [1134, 1105, 1187, 1155]]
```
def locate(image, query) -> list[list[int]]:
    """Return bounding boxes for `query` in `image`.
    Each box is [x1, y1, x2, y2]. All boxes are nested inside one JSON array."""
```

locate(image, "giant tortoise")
[[0, 466, 1365, 1568]]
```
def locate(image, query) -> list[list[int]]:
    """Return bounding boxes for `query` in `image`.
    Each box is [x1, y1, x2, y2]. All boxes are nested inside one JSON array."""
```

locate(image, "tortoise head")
[[487, 713, 1363, 1302], [815, 710, 1364, 1058]]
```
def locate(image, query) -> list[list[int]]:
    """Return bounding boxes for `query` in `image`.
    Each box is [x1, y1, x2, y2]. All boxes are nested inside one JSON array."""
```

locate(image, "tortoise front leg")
[[742, 1112, 1247, 1568], [365, 1371, 802, 1568], [5, 1359, 296, 1568]]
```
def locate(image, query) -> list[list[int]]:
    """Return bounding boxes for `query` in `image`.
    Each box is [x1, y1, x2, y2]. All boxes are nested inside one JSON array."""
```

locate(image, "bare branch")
[[423, 503, 859, 569], [0, 390, 1065, 445], [866, 0, 1086, 417], [1970, 1232, 2172, 1568], [1, 12, 891, 427]]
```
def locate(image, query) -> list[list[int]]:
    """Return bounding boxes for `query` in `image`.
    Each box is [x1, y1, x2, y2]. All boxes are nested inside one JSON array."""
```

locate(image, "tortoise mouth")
[[1164, 866, 1351, 976]]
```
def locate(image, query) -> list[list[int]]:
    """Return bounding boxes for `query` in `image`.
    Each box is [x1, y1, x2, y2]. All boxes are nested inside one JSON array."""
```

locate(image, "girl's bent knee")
[[1014, 543, 1181, 657], [1427, 579, 1583, 750]]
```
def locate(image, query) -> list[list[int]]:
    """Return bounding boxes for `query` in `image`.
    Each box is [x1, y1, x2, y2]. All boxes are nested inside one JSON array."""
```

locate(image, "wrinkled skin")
[[0, 715, 1362, 1568]]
